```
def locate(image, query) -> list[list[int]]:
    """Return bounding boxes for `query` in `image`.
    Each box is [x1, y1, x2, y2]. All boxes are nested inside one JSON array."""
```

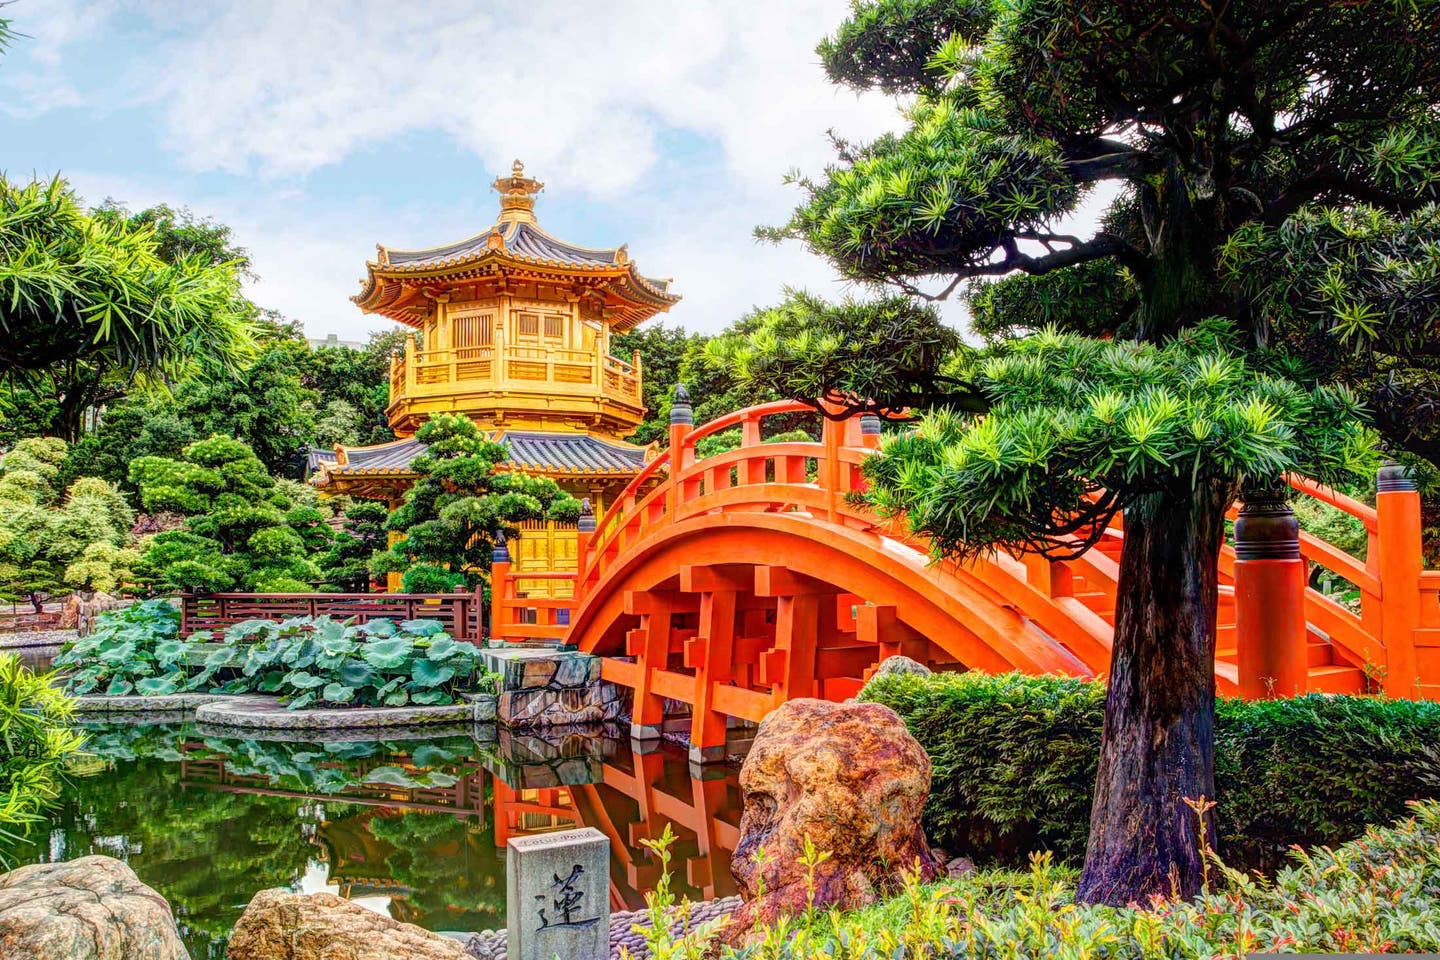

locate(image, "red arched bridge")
[[490, 401, 1440, 761]]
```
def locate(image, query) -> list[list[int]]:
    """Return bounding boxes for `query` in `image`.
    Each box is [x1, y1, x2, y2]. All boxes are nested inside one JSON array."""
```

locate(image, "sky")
[[0, 0, 933, 341]]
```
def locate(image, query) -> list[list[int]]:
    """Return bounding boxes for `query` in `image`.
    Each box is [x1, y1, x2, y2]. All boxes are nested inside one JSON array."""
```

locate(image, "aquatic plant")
[[53, 597, 183, 696], [56, 603, 489, 709], [191, 615, 484, 709]]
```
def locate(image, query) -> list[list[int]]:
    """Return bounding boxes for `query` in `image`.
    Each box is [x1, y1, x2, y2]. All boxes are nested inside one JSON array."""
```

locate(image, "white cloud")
[[116, 0, 904, 197], [8, 0, 1108, 340]]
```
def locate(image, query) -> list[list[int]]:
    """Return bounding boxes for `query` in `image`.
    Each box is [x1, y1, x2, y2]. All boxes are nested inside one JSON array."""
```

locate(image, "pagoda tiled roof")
[[374, 221, 674, 297], [308, 431, 650, 482]]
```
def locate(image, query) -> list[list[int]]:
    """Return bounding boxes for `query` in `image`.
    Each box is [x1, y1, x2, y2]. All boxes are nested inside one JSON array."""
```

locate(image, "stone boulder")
[[723, 698, 939, 945], [227, 889, 469, 960], [59, 593, 121, 636], [0, 855, 188, 960], [871, 654, 931, 679]]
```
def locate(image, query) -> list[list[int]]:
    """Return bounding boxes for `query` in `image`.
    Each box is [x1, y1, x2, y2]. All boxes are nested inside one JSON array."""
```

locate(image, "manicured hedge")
[[860, 671, 1440, 871]]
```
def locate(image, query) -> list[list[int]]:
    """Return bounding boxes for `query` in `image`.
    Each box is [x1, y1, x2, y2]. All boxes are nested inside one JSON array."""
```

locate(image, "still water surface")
[[4, 720, 742, 959]]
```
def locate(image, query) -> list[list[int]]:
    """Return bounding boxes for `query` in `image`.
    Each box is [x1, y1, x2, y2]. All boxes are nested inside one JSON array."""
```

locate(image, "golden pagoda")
[[310, 162, 679, 585]]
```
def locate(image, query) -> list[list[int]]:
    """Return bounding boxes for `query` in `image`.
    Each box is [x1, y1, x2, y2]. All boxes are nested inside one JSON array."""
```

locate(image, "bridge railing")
[[489, 399, 869, 643], [489, 398, 1436, 698]]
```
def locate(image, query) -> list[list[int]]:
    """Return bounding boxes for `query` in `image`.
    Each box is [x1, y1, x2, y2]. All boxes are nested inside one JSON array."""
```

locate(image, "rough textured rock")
[[0, 855, 188, 960], [946, 856, 977, 878], [871, 654, 932, 679], [58, 593, 120, 636], [228, 889, 469, 960], [723, 698, 939, 945]]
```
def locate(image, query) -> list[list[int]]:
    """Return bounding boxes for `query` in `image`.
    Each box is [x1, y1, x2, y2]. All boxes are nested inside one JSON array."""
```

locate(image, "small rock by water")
[[0, 855, 188, 960], [228, 888, 470, 960], [464, 896, 741, 960]]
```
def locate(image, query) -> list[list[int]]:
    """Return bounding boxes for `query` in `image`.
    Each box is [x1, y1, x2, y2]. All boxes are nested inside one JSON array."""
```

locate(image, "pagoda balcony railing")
[[388, 341, 642, 408]]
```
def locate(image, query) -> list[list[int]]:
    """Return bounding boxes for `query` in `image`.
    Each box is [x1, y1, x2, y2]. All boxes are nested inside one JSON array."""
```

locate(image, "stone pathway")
[[465, 897, 741, 960], [0, 628, 76, 649]]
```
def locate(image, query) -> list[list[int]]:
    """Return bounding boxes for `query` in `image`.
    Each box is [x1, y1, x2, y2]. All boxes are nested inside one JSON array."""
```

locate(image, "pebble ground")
[[466, 897, 741, 960]]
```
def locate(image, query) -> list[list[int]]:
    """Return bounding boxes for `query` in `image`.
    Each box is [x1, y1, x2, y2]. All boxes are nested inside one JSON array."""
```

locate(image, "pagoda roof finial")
[[492, 159, 544, 225]]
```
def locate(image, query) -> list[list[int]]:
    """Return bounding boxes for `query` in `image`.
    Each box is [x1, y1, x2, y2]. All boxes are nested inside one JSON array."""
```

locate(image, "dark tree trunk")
[[1076, 480, 1232, 905]]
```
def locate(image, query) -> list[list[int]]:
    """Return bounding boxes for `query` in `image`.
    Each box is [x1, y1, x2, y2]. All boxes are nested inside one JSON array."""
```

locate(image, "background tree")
[[613, 323, 709, 444], [318, 499, 390, 592], [0, 176, 254, 441], [373, 414, 580, 592], [728, 0, 1439, 904], [302, 329, 405, 448], [0, 440, 136, 611], [130, 436, 330, 593]]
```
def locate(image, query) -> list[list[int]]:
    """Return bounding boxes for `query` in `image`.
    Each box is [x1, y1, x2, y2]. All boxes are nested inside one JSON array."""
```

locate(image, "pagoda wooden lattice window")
[[450, 308, 495, 381]]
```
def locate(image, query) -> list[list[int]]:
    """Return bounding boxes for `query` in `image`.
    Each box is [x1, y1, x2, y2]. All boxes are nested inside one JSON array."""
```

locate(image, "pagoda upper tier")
[[355, 161, 680, 439], [354, 161, 679, 330]]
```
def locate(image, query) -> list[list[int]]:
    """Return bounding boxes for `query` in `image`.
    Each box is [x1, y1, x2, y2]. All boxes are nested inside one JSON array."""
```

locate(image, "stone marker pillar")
[[507, 827, 610, 960]]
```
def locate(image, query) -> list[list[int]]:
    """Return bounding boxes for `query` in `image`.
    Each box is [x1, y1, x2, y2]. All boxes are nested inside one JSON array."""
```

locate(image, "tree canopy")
[[129, 436, 332, 593], [0, 176, 255, 441], [0, 438, 137, 611], [726, 0, 1439, 905], [373, 414, 580, 592]]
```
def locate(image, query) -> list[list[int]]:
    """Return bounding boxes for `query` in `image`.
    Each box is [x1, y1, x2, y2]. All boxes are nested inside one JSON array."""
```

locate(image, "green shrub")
[[686, 800, 1440, 958], [860, 671, 1440, 871], [0, 653, 86, 859]]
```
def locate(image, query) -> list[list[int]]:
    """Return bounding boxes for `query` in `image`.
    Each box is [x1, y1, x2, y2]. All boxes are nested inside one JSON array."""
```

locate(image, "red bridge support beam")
[[683, 564, 746, 764]]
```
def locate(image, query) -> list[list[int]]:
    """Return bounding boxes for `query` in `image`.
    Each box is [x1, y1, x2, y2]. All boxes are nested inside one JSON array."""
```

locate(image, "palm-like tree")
[[0, 176, 254, 440]]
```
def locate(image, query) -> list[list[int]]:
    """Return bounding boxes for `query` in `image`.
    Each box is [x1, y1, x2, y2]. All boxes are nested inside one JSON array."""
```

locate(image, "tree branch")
[[1263, 165, 1433, 225]]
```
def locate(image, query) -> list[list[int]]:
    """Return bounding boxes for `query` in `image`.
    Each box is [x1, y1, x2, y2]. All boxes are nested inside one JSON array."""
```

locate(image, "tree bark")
[[1076, 481, 1231, 905]]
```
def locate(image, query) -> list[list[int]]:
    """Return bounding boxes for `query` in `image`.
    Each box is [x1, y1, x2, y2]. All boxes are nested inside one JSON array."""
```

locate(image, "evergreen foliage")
[[317, 499, 389, 592], [0, 438, 137, 610], [129, 436, 331, 592], [373, 414, 579, 587]]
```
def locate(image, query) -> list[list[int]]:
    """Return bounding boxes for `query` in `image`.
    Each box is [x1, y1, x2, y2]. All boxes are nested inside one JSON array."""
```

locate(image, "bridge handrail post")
[[668, 384, 694, 516], [820, 400, 846, 521], [490, 533, 512, 645], [575, 499, 596, 605], [1375, 462, 1422, 697], [1233, 481, 1308, 698]]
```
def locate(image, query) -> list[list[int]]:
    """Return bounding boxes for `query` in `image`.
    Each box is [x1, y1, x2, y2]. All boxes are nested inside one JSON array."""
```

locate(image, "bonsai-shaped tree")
[[373, 414, 580, 591], [718, 0, 1438, 903], [130, 436, 330, 592], [319, 499, 391, 592]]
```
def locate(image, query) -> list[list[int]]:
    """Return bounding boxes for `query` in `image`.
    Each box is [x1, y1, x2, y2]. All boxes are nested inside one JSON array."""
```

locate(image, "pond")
[[2, 720, 743, 960]]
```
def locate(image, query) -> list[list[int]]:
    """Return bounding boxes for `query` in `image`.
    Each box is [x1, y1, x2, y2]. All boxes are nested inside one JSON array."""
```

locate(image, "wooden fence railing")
[[180, 591, 485, 641]]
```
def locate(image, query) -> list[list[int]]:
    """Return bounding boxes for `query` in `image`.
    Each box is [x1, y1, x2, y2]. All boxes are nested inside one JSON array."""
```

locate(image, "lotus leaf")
[[321, 682, 355, 703], [411, 660, 455, 688], [361, 636, 414, 670], [283, 670, 326, 690]]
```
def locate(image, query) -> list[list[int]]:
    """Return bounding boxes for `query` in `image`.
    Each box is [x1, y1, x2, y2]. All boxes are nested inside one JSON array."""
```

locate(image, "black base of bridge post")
[[688, 743, 727, 765], [630, 721, 663, 742]]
